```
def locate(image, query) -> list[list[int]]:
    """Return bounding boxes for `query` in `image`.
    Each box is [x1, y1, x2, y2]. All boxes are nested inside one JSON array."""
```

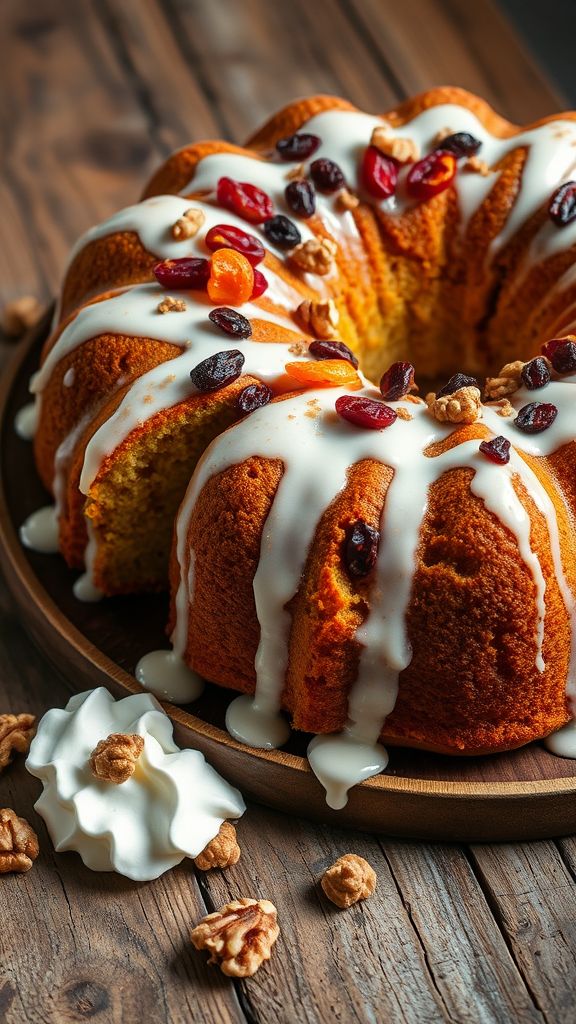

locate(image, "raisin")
[[310, 158, 345, 193], [406, 151, 457, 200], [153, 257, 210, 290], [205, 224, 265, 266], [549, 182, 576, 227], [208, 307, 252, 338], [436, 132, 482, 158], [345, 520, 380, 578], [435, 373, 479, 398], [262, 215, 301, 249], [479, 436, 511, 464], [276, 133, 321, 160], [237, 382, 273, 414], [515, 402, 558, 433], [380, 361, 416, 400], [550, 339, 576, 374], [285, 179, 316, 218], [216, 177, 274, 224], [361, 146, 399, 199], [520, 357, 551, 390], [335, 395, 397, 430], [190, 349, 245, 392], [309, 339, 359, 367]]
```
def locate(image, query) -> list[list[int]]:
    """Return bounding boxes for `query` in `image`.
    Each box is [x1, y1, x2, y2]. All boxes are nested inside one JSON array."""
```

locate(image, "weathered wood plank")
[[346, 0, 563, 122], [469, 842, 576, 1022], [0, 596, 245, 1024]]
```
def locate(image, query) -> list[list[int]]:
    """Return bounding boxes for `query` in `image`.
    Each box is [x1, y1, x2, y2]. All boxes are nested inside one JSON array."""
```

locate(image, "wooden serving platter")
[[2, 314, 576, 842]]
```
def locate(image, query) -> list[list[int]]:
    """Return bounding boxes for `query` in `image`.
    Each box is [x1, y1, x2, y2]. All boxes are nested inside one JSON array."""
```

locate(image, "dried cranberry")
[[406, 151, 457, 201], [205, 224, 265, 266], [345, 520, 379, 578], [335, 395, 397, 430], [435, 132, 482, 158], [153, 257, 210, 290], [251, 269, 269, 299], [435, 373, 479, 398], [216, 177, 274, 224], [190, 349, 245, 392], [541, 337, 566, 361], [237, 382, 273, 414], [521, 357, 551, 390], [550, 339, 576, 374], [515, 402, 558, 433], [380, 361, 415, 400], [208, 307, 252, 339], [276, 133, 321, 161], [285, 179, 316, 218], [479, 436, 511, 465], [309, 339, 359, 367], [361, 146, 399, 199], [549, 182, 576, 227], [310, 158, 345, 193], [262, 215, 301, 249]]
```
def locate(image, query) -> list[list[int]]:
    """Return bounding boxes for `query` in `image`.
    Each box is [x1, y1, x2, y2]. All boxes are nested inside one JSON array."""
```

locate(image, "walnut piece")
[[285, 163, 306, 181], [194, 822, 240, 870], [1, 296, 43, 338], [0, 713, 36, 771], [172, 208, 205, 240], [289, 238, 337, 275], [426, 386, 482, 424], [0, 808, 39, 873], [465, 156, 491, 176], [158, 295, 187, 314], [336, 188, 360, 211], [296, 298, 339, 338], [89, 733, 144, 784], [191, 898, 279, 977], [321, 854, 377, 909], [370, 125, 419, 163], [484, 359, 526, 399]]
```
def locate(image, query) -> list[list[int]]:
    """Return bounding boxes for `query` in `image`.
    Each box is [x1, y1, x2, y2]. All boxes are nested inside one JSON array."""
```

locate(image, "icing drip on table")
[[26, 687, 245, 880], [135, 649, 204, 704], [172, 384, 576, 804]]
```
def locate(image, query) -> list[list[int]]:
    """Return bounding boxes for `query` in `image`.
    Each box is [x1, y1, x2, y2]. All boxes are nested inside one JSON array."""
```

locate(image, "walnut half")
[[89, 733, 144, 784], [321, 854, 377, 908], [426, 385, 482, 424], [0, 713, 36, 771], [194, 822, 240, 870], [0, 808, 39, 873], [191, 898, 279, 977]]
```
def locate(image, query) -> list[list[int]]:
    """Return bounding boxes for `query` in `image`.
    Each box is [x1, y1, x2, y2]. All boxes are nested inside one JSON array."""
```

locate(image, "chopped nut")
[[89, 733, 144, 784], [336, 188, 360, 211], [158, 295, 187, 314], [191, 898, 279, 977], [1, 296, 43, 338], [485, 398, 515, 418], [321, 854, 377, 909], [289, 238, 337, 275], [194, 822, 240, 870], [371, 125, 419, 163], [286, 163, 306, 181], [484, 360, 526, 400], [396, 406, 413, 421], [426, 386, 482, 424], [0, 713, 36, 771], [465, 156, 491, 176], [432, 127, 453, 147], [0, 809, 39, 873], [296, 298, 339, 338], [172, 208, 205, 241]]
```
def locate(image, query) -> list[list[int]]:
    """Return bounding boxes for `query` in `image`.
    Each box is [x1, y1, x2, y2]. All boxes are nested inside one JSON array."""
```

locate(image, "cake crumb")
[[158, 296, 187, 314], [395, 407, 413, 421]]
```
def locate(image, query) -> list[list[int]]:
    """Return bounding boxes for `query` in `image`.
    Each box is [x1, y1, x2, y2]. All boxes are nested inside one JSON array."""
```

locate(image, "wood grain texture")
[[1, 0, 576, 1021]]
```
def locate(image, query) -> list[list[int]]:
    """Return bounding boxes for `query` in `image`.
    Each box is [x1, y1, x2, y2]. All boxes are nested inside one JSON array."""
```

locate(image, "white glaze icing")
[[14, 402, 38, 440], [72, 521, 103, 602], [26, 687, 245, 880], [544, 720, 576, 757], [19, 505, 59, 553], [135, 650, 204, 704]]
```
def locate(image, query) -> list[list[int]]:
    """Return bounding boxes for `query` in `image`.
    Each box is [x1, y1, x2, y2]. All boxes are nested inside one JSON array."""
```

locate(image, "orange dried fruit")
[[207, 248, 254, 305], [284, 359, 361, 388]]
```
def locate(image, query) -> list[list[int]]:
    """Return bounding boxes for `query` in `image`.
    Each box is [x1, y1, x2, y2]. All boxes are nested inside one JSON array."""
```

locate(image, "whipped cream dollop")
[[26, 687, 245, 880]]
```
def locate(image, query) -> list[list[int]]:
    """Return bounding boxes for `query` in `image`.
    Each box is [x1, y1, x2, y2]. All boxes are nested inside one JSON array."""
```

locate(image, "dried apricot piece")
[[284, 359, 361, 388], [207, 248, 254, 305]]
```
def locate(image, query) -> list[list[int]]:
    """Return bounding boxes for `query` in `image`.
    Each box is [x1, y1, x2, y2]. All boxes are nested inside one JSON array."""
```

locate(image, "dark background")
[[501, 0, 573, 104]]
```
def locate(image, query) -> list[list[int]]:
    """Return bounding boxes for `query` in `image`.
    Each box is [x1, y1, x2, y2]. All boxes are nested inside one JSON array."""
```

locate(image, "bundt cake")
[[18, 87, 576, 805]]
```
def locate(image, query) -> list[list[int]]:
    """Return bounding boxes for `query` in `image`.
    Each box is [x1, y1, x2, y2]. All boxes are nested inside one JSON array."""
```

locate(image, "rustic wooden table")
[[1, 2, 576, 1021]]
